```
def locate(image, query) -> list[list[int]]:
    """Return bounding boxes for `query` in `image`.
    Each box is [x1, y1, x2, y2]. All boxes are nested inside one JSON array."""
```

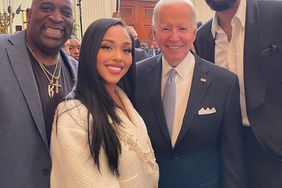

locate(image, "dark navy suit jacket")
[[135, 54, 245, 188]]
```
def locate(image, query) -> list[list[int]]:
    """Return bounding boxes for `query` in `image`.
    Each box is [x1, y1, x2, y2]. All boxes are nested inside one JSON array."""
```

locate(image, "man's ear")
[[192, 27, 197, 41], [152, 27, 157, 41], [26, 8, 31, 24]]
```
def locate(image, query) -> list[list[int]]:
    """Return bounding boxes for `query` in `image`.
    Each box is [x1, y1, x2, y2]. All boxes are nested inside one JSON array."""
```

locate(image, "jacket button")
[[42, 168, 50, 176]]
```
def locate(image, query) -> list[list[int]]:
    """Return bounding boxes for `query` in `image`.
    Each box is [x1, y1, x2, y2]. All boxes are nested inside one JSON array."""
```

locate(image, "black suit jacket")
[[194, 0, 282, 160], [135, 54, 245, 188]]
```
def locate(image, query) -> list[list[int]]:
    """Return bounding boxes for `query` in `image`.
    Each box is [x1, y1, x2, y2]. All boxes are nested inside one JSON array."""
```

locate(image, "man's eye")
[[40, 6, 52, 13], [61, 9, 73, 17], [160, 27, 171, 32], [179, 27, 188, 32]]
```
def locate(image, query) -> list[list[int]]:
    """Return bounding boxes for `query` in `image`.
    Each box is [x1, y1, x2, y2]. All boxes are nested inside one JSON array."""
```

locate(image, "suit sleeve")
[[50, 103, 119, 188], [221, 77, 246, 188]]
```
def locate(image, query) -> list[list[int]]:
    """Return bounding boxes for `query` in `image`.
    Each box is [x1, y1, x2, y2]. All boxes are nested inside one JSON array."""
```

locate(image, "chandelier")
[[0, 4, 21, 34]]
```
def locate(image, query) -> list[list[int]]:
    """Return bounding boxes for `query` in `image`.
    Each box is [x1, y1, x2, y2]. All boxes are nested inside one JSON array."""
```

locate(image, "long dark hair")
[[75, 18, 136, 175]]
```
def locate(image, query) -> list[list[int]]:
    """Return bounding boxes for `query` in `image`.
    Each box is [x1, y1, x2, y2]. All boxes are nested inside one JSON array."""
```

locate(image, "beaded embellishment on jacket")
[[118, 127, 158, 174]]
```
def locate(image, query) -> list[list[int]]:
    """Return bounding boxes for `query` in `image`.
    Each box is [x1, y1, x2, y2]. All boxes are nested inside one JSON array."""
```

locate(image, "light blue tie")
[[163, 68, 177, 137]]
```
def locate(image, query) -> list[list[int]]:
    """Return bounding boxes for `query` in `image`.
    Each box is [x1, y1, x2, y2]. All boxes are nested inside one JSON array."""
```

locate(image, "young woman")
[[50, 18, 159, 188]]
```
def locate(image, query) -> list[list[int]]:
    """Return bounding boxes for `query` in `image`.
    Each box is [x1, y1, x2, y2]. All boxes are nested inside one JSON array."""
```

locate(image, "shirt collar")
[[162, 51, 195, 80], [211, 0, 246, 39]]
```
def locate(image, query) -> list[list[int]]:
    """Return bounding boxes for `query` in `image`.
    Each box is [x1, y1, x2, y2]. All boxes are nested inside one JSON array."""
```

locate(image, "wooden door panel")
[[121, 0, 157, 46], [120, 5, 136, 26]]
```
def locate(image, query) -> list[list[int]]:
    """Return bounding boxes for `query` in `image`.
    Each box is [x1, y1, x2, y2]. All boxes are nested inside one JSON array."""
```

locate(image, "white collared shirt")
[[162, 52, 195, 146], [211, 0, 250, 126]]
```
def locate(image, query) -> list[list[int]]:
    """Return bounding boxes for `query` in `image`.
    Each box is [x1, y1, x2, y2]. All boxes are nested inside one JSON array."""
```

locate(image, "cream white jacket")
[[50, 87, 159, 188]]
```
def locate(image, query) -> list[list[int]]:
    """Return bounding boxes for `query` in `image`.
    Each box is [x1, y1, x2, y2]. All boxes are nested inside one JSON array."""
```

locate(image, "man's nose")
[[74, 48, 80, 53], [49, 10, 64, 23], [168, 29, 180, 41]]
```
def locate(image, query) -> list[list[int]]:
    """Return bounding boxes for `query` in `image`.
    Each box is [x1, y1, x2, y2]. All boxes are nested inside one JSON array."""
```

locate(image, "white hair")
[[152, 0, 197, 29]]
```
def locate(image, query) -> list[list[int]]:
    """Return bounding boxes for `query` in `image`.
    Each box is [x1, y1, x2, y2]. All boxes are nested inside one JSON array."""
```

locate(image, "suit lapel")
[[146, 55, 172, 143], [174, 55, 212, 148], [244, 0, 265, 110], [195, 19, 215, 63], [61, 50, 77, 81], [7, 32, 48, 148], [204, 20, 215, 63]]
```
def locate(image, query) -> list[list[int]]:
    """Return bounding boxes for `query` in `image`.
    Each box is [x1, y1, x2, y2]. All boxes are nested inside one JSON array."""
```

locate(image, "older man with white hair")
[[134, 0, 246, 187]]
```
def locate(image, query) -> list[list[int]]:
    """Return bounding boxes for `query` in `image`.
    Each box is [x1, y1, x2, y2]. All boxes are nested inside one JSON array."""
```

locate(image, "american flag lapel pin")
[[200, 77, 207, 82]]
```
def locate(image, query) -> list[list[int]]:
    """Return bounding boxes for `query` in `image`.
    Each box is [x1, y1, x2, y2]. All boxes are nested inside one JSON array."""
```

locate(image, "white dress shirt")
[[211, 0, 250, 126], [162, 52, 195, 146]]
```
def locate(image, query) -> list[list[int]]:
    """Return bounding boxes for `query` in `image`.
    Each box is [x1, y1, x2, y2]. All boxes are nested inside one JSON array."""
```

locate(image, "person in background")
[[139, 41, 149, 49], [196, 21, 203, 28], [127, 25, 142, 48], [50, 18, 159, 188], [69, 35, 81, 61], [134, 0, 245, 187], [62, 39, 71, 55], [194, 0, 282, 187], [112, 11, 121, 19], [148, 40, 161, 57], [127, 25, 150, 62], [0, 0, 77, 187]]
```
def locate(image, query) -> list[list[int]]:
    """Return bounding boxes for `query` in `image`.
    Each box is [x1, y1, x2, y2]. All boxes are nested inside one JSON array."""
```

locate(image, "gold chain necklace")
[[26, 43, 62, 98]]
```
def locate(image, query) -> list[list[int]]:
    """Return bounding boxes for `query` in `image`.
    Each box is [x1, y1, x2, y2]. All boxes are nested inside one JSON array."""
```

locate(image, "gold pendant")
[[48, 82, 55, 98], [54, 79, 61, 94], [48, 80, 61, 98]]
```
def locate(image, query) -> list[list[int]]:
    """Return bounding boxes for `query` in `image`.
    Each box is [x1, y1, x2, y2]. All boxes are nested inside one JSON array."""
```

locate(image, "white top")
[[212, 0, 250, 126], [161, 52, 195, 146], [50, 87, 159, 188]]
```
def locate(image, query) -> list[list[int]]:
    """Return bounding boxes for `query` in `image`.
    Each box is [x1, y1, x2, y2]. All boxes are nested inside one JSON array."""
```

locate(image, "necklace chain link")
[[26, 43, 62, 98]]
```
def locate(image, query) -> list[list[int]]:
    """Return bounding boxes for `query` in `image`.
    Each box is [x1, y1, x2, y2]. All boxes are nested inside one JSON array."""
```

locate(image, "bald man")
[[0, 0, 77, 187], [127, 26, 150, 62]]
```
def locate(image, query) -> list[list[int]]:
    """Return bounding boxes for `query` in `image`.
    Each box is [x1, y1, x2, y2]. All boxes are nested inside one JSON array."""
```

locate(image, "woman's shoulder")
[[57, 99, 87, 115], [55, 99, 90, 129]]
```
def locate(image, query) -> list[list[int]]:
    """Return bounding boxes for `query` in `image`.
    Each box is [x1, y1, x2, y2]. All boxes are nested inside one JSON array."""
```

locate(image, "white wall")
[[193, 0, 214, 24], [0, 0, 116, 34], [0, 0, 31, 33], [75, 0, 116, 39]]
